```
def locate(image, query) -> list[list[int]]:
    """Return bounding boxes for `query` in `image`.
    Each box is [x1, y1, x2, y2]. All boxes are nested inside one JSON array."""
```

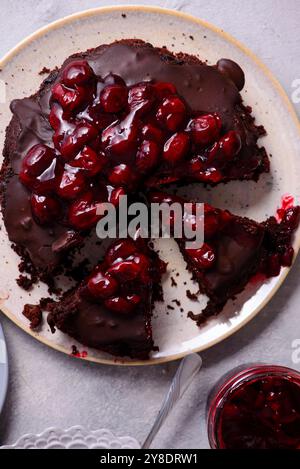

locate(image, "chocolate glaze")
[[47, 288, 153, 359], [217, 59, 245, 91]]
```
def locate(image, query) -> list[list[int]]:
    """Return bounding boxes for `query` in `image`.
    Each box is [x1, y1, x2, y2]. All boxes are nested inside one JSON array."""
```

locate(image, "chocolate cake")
[[47, 238, 166, 359], [148, 192, 300, 324], [0, 39, 269, 279], [0, 39, 296, 359]]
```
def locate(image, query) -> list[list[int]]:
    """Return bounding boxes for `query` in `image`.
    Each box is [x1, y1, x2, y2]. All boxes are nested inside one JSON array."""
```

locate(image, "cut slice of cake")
[[46, 237, 166, 359], [148, 192, 300, 324]]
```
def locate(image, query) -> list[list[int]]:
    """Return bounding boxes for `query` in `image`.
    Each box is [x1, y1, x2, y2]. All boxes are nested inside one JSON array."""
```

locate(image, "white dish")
[[0, 5, 299, 365], [0, 321, 8, 413], [0, 426, 140, 449]]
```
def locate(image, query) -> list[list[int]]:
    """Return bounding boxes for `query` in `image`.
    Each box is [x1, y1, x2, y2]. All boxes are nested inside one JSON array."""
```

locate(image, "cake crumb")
[[22, 304, 42, 329], [186, 289, 198, 301]]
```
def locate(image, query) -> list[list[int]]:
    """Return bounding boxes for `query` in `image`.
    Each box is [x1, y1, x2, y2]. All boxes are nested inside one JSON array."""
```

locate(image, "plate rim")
[[0, 321, 8, 413], [0, 4, 299, 366]]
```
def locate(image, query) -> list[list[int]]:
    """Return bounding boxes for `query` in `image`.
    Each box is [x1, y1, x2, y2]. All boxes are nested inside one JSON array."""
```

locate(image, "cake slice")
[[1, 39, 269, 283], [46, 237, 166, 359], [148, 192, 300, 324]]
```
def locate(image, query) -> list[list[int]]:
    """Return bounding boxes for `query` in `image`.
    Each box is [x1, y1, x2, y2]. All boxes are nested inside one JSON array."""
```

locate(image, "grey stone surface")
[[0, 0, 299, 449]]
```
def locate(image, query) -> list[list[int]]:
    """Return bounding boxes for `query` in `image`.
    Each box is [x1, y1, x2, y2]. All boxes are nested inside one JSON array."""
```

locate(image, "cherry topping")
[[136, 140, 160, 173], [156, 96, 186, 132], [51, 83, 87, 112], [30, 193, 61, 225], [154, 81, 177, 99], [60, 122, 98, 160], [100, 84, 128, 113], [186, 243, 216, 269], [101, 115, 139, 158], [56, 166, 86, 200], [141, 124, 164, 145], [49, 102, 64, 131], [219, 130, 242, 159], [107, 164, 136, 188], [283, 207, 300, 230], [109, 187, 126, 207], [163, 132, 190, 165], [68, 190, 101, 230], [107, 258, 142, 282], [19, 144, 55, 186], [87, 271, 118, 299], [104, 295, 140, 314], [187, 114, 221, 147], [128, 83, 155, 115], [70, 146, 107, 176], [105, 239, 137, 264], [62, 60, 94, 87]]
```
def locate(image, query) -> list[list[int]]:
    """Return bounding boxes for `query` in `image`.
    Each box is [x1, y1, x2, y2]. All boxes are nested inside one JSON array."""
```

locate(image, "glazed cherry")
[[105, 239, 137, 264], [60, 122, 98, 160], [186, 243, 216, 269], [219, 130, 242, 159], [56, 166, 86, 200], [30, 193, 61, 225], [163, 132, 189, 165], [136, 140, 160, 173], [62, 60, 94, 87], [128, 83, 155, 115], [156, 96, 186, 132], [195, 167, 223, 183], [283, 206, 300, 230], [87, 270, 118, 299], [153, 81, 177, 99], [70, 146, 107, 176], [19, 144, 55, 188], [188, 156, 204, 175], [187, 114, 221, 147], [141, 124, 164, 145], [109, 187, 126, 207], [49, 102, 64, 131], [107, 164, 136, 188], [100, 84, 128, 113], [107, 258, 142, 282], [101, 115, 139, 158], [104, 295, 140, 314], [51, 83, 87, 112], [68, 190, 101, 230]]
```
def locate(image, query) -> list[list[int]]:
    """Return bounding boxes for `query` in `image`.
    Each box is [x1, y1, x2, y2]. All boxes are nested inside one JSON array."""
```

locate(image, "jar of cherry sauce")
[[207, 365, 300, 449]]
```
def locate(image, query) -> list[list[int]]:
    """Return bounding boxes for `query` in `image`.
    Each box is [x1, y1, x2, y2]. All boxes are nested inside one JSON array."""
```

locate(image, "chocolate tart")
[[1, 39, 269, 281]]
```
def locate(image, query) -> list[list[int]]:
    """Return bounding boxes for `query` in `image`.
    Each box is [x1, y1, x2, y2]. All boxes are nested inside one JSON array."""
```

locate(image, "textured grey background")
[[0, 0, 299, 449]]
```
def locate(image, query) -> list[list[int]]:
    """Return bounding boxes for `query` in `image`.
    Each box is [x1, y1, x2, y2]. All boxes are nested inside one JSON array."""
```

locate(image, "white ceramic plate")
[[0, 6, 299, 366], [0, 321, 8, 413]]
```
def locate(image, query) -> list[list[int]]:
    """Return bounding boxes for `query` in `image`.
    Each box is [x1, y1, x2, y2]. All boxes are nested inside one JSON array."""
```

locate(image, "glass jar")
[[207, 364, 300, 449]]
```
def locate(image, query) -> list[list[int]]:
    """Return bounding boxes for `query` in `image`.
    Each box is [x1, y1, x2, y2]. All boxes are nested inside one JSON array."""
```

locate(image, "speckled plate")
[[0, 321, 8, 413], [0, 5, 300, 366]]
